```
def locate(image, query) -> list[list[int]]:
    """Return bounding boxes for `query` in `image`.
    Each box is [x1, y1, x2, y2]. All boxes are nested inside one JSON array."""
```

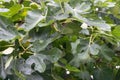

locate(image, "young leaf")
[[0, 4, 22, 17], [112, 26, 120, 39]]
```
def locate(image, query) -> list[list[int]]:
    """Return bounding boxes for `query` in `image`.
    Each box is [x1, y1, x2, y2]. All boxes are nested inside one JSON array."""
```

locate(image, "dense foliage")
[[0, 0, 120, 80]]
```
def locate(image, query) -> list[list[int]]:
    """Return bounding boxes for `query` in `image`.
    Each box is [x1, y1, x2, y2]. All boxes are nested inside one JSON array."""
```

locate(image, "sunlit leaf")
[[66, 64, 80, 72], [0, 4, 22, 17], [2, 47, 14, 55], [112, 26, 120, 39], [22, 10, 45, 31]]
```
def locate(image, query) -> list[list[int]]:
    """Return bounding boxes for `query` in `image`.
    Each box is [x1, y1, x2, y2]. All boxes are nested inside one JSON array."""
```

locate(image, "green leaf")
[[70, 39, 93, 67], [75, 70, 91, 80], [0, 41, 11, 51], [93, 67, 114, 80], [7, 58, 33, 75], [61, 21, 81, 35], [71, 39, 100, 66], [74, 2, 91, 14], [64, 3, 73, 14], [0, 57, 6, 79], [54, 13, 69, 20], [38, 20, 54, 27], [115, 69, 120, 80], [71, 39, 80, 54], [65, 64, 80, 72], [65, 2, 91, 15], [16, 59, 33, 75], [75, 13, 111, 31], [112, 26, 120, 39], [99, 45, 114, 61], [26, 54, 46, 73], [89, 43, 100, 55], [68, 2, 111, 32], [0, 16, 18, 41], [28, 27, 60, 41], [0, 4, 22, 17], [52, 72, 64, 80], [26, 72, 43, 80], [45, 48, 63, 63], [85, 19, 111, 31], [22, 10, 45, 31], [70, 49, 92, 67], [31, 39, 52, 53], [80, 29, 89, 35], [0, 0, 119, 79], [54, 0, 69, 3]]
